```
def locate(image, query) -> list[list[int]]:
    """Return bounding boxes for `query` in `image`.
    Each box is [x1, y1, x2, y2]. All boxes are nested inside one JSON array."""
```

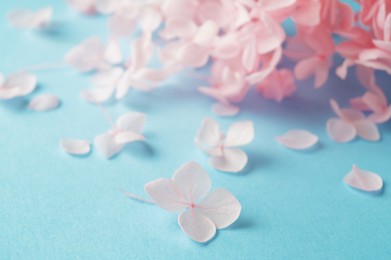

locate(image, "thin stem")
[[84, 92, 116, 128], [123, 191, 155, 205]]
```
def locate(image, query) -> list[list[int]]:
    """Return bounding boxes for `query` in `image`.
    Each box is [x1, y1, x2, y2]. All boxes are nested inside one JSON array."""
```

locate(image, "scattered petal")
[[344, 165, 383, 192], [28, 94, 60, 112], [211, 102, 240, 117], [210, 148, 248, 173], [276, 130, 319, 150], [327, 118, 356, 143], [60, 138, 91, 155], [178, 210, 216, 243]]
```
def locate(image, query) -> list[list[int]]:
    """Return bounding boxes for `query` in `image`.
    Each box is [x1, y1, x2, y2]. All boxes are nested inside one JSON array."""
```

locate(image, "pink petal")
[[353, 120, 380, 141], [28, 94, 60, 111], [116, 112, 146, 133], [95, 0, 118, 14], [108, 11, 137, 38], [276, 130, 319, 150], [114, 131, 145, 144], [178, 210, 216, 243], [80, 86, 114, 103], [3, 72, 37, 98], [242, 39, 257, 72], [291, 0, 321, 26], [224, 121, 254, 147], [177, 43, 210, 68], [94, 133, 123, 159], [210, 148, 248, 173], [327, 118, 356, 143], [60, 138, 91, 155], [256, 13, 285, 54], [68, 0, 96, 14], [196, 189, 241, 229], [195, 117, 221, 148], [344, 165, 383, 192], [193, 20, 219, 47], [159, 18, 197, 40], [92, 67, 123, 87], [212, 102, 240, 117], [8, 7, 52, 29], [139, 7, 162, 33], [172, 161, 211, 203], [104, 39, 122, 65], [369, 106, 391, 124], [144, 178, 186, 212], [65, 37, 105, 72], [294, 57, 318, 81]]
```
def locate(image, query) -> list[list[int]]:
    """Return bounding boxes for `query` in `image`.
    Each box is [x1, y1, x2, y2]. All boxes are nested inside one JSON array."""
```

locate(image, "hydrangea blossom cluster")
[[64, 0, 391, 135]]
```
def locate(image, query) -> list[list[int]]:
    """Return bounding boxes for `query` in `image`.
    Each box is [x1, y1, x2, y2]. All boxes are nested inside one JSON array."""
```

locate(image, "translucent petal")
[[224, 121, 254, 147], [144, 178, 186, 212], [344, 165, 383, 192], [94, 133, 123, 159], [327, 118, 356, 143], [178, 210, 216, 243], [28, 94, 60, 112], [116, 112, 146, 133], [172, 161, 211, 203], [276, 130, 319, 150], [354, 120, 380, 141], [195, 117, 221, 148], [196, 189, 241, 229], [60, 138, 91, 155], [210, 148, 248, 173]]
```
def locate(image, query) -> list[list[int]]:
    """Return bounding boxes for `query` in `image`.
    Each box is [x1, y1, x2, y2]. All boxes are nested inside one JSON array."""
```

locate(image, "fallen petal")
[[210, 148, 248, 173], [211, 102, 239, 117], [276, 130, 319, 150], [60, 138, 91, 155], [344, 165, 383, 192], [28, 94, 60, 111], [178, 210, 216, 243], [327, 118, 356, 143]]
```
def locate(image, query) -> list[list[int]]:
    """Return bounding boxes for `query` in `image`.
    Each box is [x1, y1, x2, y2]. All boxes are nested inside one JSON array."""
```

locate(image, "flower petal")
[[172, 161, 211, 203], [116, 112, 146, 133], [353, 120, 380, 141], [28, 94, 60, 112], [224, 121, 254, 147], [60, 138, 91, 155], [212, 102, 239, 117], [144, 178, 186, 212], [276, 130, 319, 150], [94, 133, 123, 159], [195, 117, 221, 148], [344, 165, 383, 192], [210, 148, 248, 173], [178, 210, 216, 243], [4, 72, 37, 96], [114, 131, 145, 144], [196, 189, 241, 229], [327, 118, 356, 143]]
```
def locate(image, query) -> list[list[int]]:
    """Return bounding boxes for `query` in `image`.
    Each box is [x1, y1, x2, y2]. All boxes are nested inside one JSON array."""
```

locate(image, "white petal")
[[144, 178, 186, 212], [104, 39, 122, 65], [28, 94, 60, 111], [116, 112, 146, 133], [210, 148, 248, 173], [114, 131, 145, 144], [60, 138, 91, 155], [327, 118, 356, 143], [195, 117, 221, 148], [354, 120, 380, 141], [196, 189, 241, 229], [212, 102, 239, 117], [94, 133, 123, 159], [3, 72, 37, 97], [344, 165, 383, 192], [193, 20, 218, 47], [276, 130, 319, 150], [224, 121, 254, 147], [8, 7, 52, 29], [178, 210, 216, 243], [80, 86, 114, 103], [172, 161, 211, 203]]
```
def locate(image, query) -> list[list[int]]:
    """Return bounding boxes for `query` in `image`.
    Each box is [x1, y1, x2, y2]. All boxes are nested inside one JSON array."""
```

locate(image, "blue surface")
[[1, 1, 391, 259]]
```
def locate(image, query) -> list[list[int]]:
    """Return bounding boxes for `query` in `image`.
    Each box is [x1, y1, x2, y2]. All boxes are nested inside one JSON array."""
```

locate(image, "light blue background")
[[0, 1, 390, 259]]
